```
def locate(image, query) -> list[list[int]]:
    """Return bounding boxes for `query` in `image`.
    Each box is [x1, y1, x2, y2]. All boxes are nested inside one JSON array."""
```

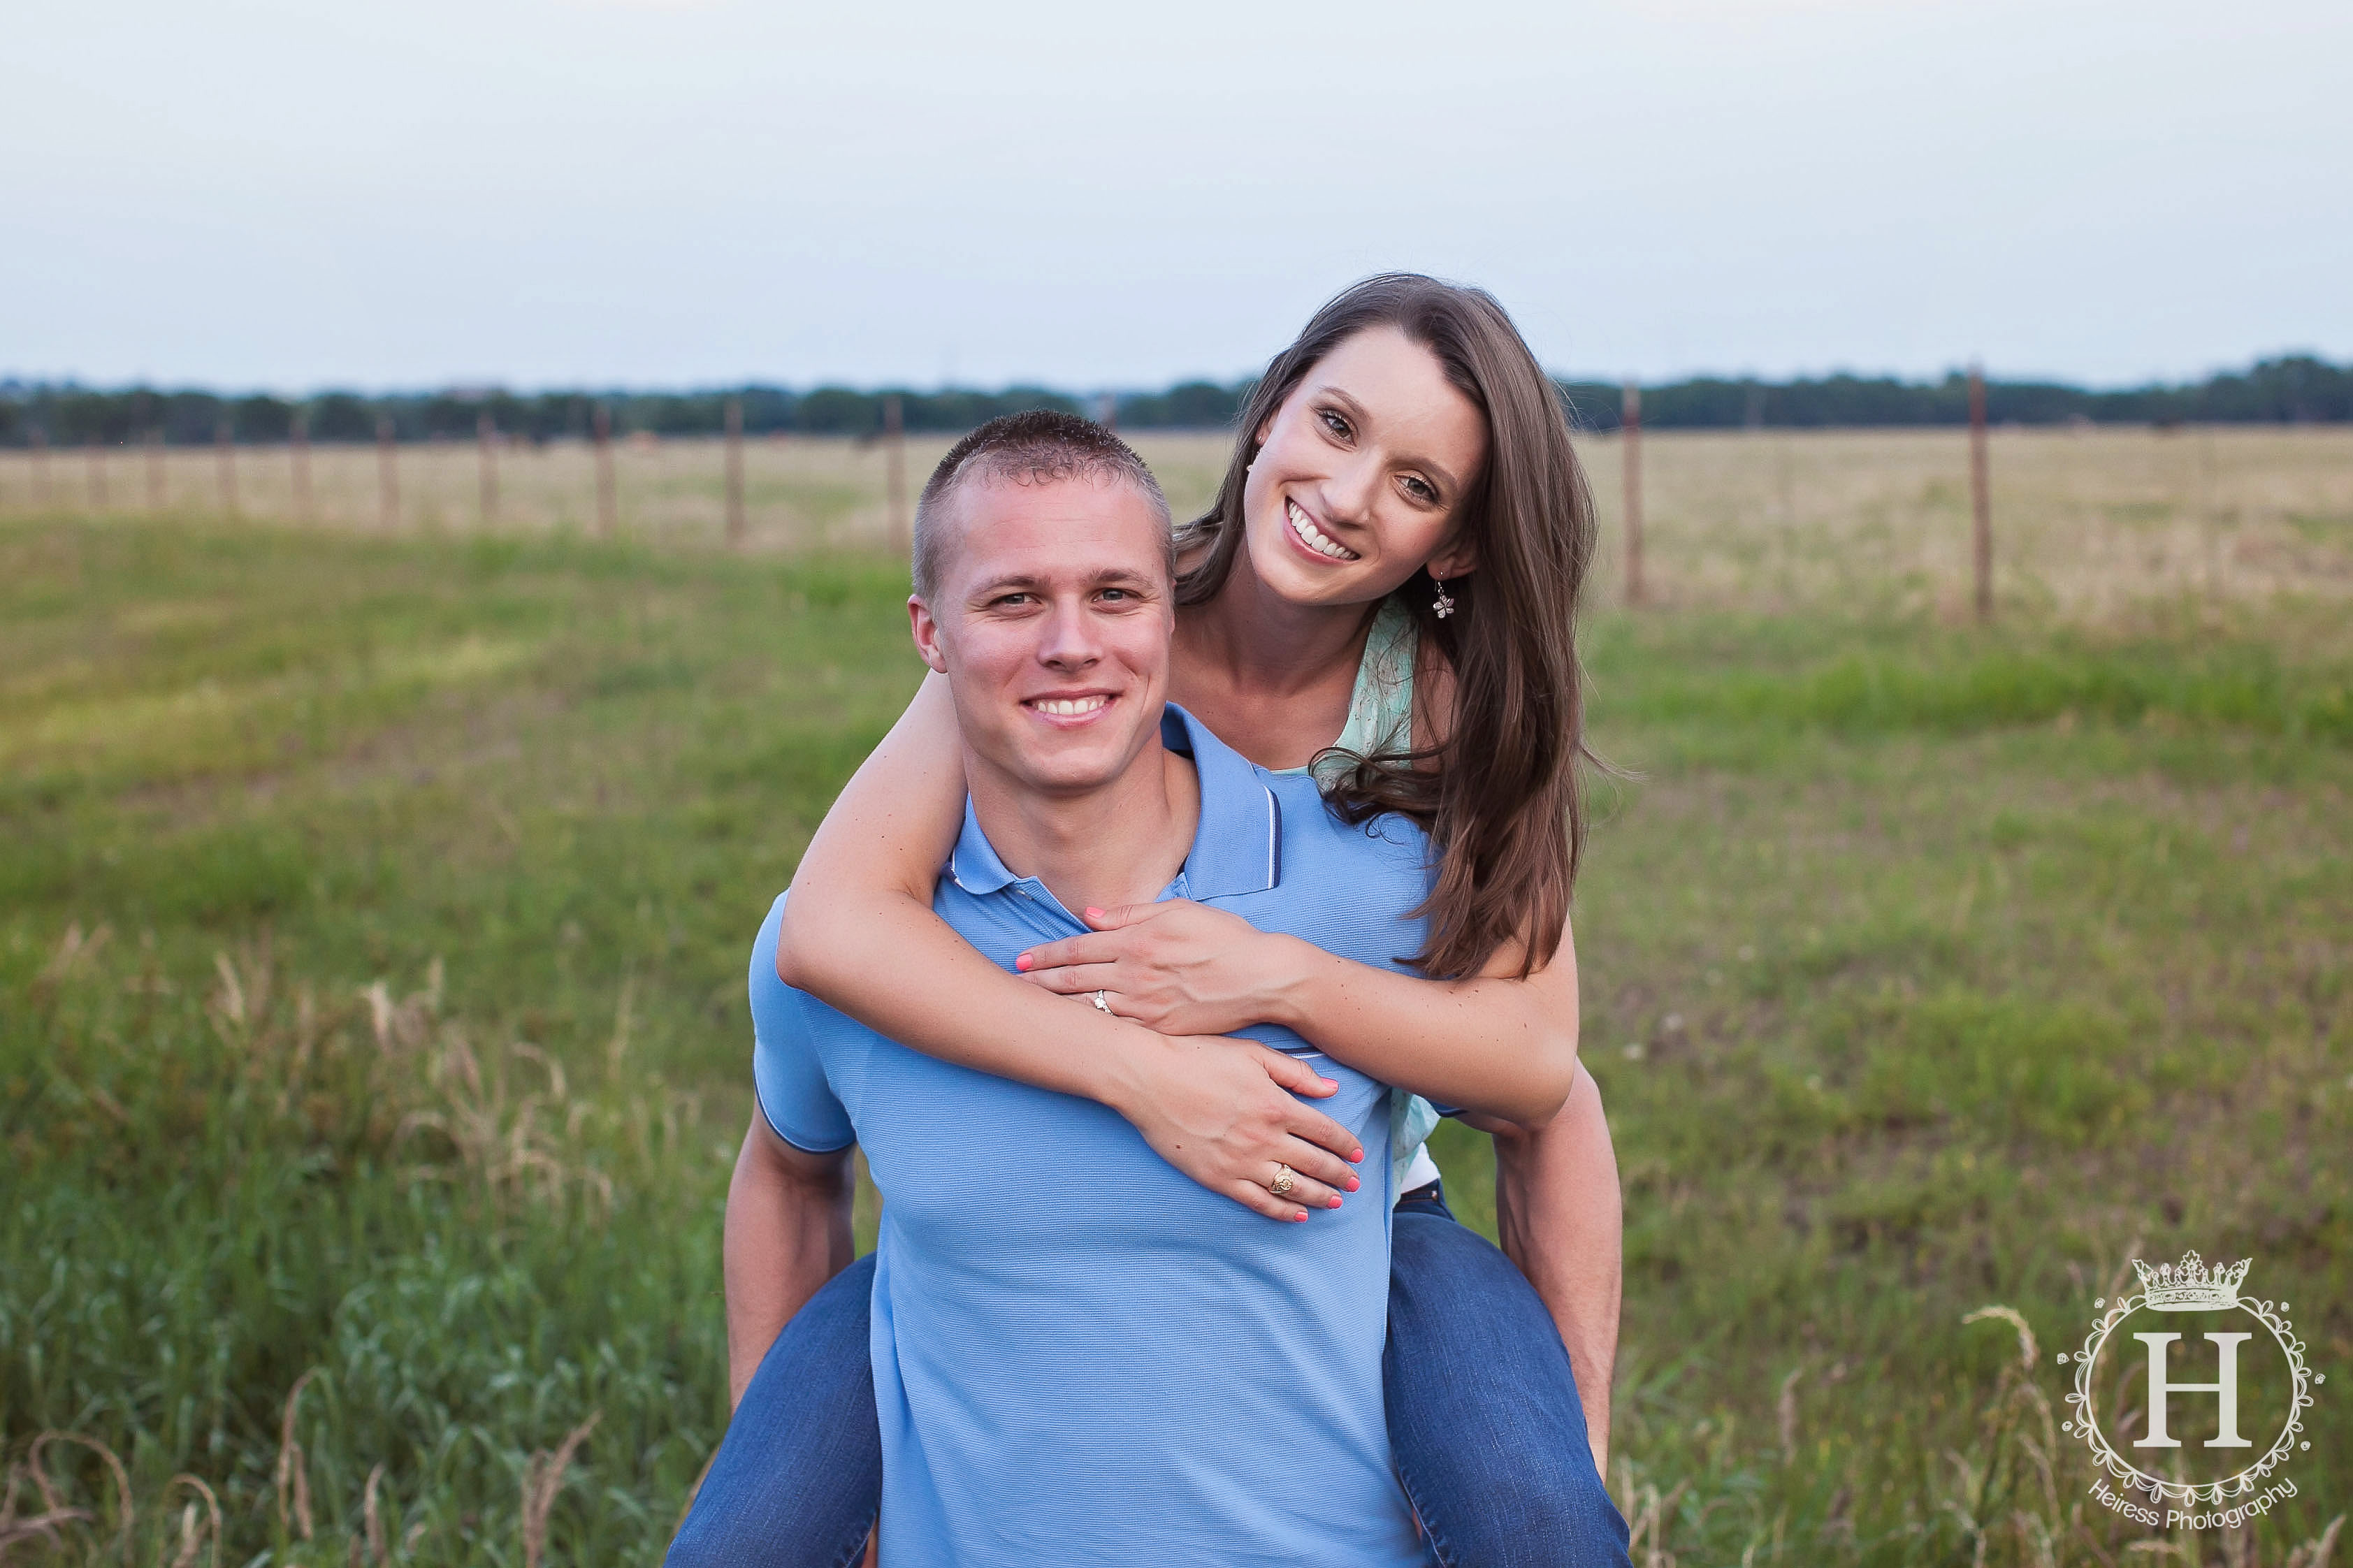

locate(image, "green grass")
[[3, 514, 2347, 1565]]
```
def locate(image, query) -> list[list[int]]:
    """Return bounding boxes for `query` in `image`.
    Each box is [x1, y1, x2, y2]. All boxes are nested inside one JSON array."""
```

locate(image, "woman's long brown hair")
[[1175, 274, 1597, 980]]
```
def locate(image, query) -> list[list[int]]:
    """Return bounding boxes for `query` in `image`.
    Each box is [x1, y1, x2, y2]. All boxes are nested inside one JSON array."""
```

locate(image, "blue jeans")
[[668, 1185, 1630, 1567], [1387, 1186, 1630, 1566]]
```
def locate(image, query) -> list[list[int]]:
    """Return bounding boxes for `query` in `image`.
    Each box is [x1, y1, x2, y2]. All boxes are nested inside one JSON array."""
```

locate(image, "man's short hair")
[[911, 410, 1173, 599]]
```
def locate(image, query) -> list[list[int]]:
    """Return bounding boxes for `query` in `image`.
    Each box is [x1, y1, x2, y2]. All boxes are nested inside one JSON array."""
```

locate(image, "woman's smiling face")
[[1238, 324, 1489, 609]]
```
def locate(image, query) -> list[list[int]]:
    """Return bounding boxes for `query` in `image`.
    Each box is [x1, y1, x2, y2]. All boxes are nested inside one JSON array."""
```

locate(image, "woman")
[[678, 275, 1630, 1567]]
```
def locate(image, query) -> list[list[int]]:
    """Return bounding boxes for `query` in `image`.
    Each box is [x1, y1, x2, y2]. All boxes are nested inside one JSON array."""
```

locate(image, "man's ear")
[[908, 596, 950, 675]]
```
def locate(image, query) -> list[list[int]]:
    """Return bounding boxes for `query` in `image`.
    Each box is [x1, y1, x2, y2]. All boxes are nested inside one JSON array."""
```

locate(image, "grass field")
[[3, 429, 2349, 1564]]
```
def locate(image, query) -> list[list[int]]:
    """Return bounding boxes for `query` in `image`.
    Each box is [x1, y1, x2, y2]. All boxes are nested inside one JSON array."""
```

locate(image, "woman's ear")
[[1424, 538, 1478, 582]]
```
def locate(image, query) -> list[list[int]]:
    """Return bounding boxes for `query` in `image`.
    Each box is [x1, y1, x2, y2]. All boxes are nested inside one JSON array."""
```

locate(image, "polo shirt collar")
[[1159, 704, 1283, 899], [945, 704, 1282, 901], [946, 798, 1021, 896]]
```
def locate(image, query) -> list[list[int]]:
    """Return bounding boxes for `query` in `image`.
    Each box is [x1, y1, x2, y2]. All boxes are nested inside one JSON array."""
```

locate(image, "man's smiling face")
[[909, 472, 1175, 799]]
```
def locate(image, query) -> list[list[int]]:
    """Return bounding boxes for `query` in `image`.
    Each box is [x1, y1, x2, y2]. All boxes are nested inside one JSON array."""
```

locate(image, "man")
[[685, 414, 1442, 1564]]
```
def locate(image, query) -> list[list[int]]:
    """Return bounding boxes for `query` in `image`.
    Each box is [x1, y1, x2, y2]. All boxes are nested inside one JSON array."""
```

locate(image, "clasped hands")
[[1015, 900, 1366, 1222]]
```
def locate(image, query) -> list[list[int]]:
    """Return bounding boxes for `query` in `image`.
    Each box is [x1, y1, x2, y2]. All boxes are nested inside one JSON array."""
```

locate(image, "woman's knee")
[[1389, 1211, 1560, 1346]]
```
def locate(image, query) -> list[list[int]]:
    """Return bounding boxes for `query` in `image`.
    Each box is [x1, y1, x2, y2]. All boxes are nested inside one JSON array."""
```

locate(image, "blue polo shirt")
[[751, 705, 1437, 1567]]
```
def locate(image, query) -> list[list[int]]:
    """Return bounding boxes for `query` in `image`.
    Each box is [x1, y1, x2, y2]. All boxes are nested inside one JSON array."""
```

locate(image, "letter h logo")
[[2133, 1333, 2254, 1449]]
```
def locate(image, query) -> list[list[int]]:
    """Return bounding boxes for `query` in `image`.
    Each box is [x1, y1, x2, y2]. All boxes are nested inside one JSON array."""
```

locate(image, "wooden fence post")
[[145, 426, 165, 513], [593, 405, 616, 537], [1621, 382, 1645, 605], [1096, 392, 1117, 431], [216, 419, 238, 518], [725, 396, 746, 546], [377, 415, 399, 529], [291, 409, 312, 523], [883, 394, 907, 558], [31, 427, 50, 509], [87, 435, 108, 512], [1969, 363, 1992, 623], [477, 410, 498, 527], [2196, 426, 2220, 600]]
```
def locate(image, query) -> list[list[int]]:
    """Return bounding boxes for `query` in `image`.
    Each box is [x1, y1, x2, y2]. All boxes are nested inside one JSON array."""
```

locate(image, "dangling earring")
[[1431, 577, 1456, 619]]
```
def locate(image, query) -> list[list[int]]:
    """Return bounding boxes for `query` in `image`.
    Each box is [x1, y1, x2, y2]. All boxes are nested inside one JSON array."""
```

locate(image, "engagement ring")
[[1270, 1164, 1296, 1197], [1090, 990, 1112, 1014]]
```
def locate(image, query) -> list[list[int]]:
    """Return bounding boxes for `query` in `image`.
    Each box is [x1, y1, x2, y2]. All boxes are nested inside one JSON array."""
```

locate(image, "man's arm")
[[1488, 1062, 1622, 1479], [724, 1110, 855, 1409]]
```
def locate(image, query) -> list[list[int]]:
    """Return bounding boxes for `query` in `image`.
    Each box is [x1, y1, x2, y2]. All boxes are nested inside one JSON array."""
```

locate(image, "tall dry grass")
[[1574, 426, 2353, 624], [5, 426, 2346, 625], [3, 928, 726, 1565], [0, 433, 1231, 560], [1603, 1295, 2343, 1568]]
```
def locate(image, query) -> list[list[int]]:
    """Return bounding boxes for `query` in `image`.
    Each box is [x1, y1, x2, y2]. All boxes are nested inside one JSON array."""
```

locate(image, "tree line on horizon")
[[3, 354, 2347, 447]]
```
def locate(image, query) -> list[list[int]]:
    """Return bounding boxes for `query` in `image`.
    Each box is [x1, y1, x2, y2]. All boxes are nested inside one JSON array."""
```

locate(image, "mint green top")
[[1273, 595, 1443, 1191]]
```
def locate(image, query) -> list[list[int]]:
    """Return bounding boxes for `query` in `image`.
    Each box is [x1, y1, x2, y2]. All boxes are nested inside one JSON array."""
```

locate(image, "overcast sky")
[[7, 0, 2348, 392]]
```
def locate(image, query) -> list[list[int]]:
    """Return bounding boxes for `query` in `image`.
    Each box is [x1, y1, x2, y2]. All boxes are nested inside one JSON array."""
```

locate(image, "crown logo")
[[2132, 1250, 2250, 1312]]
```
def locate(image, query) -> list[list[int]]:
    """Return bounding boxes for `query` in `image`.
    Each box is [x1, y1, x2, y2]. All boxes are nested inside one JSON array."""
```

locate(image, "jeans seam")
[[1393, 1455, 1458, 1568], [825, 1510, 878, 1568]]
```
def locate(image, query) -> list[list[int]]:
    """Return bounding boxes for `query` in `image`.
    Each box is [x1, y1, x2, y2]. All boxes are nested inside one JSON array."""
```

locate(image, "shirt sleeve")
[[748, 892, 856, 1154]]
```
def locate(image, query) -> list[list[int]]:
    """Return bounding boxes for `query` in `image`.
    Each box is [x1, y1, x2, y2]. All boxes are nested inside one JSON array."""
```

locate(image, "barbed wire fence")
[[1, 407, 2347, 622]]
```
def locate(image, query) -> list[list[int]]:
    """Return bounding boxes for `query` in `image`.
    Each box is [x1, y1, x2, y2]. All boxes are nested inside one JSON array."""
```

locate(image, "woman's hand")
[[1013, 900, 1307, 1037], [1098, 1031, 1367, 1224]]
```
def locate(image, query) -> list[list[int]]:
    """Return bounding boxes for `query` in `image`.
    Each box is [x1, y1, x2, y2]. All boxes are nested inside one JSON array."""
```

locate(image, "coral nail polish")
[[1015, 954, 1033, 971], [1344, 1177, 1360, 1193], [1292, 1212, 1308, 1222], [1327, 1195, 1343, 1209]]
